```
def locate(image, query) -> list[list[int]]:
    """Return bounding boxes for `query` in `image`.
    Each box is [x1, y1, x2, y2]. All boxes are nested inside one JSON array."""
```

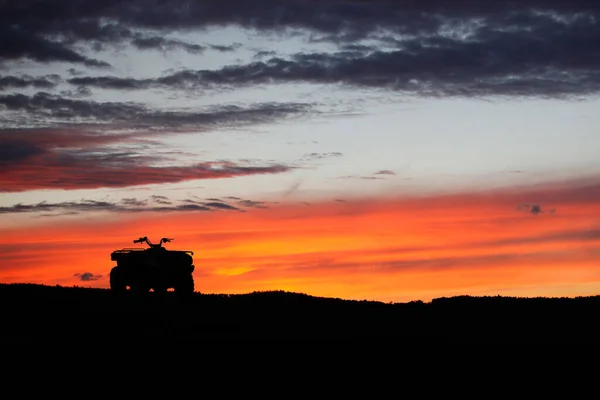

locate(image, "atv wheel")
[[109, 266, 127, 293], [175, 274, 194, 295]]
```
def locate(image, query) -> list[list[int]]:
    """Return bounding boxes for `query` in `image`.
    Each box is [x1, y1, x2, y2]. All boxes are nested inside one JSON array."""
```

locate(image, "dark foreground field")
[[2, 283, 599, 341]]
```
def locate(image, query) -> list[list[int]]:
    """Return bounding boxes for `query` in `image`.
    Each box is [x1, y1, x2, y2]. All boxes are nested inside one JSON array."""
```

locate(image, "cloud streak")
[[0, 158, 293, 192], [0, 193, 280, 215], [0, 92, 312, 128], [0, 127, 297, 192]]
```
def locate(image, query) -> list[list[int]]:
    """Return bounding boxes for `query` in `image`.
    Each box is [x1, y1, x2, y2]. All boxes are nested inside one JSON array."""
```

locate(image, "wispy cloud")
[[0, 194, 276, 215], [301, 152, 343, 161]]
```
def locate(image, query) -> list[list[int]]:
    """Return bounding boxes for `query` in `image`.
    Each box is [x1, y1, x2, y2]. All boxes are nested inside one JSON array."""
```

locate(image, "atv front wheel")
[[175, 274, 194, 295]]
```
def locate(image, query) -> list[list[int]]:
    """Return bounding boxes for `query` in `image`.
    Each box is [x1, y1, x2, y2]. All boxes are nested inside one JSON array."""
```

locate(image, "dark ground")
[[2, 283, 599, 341]]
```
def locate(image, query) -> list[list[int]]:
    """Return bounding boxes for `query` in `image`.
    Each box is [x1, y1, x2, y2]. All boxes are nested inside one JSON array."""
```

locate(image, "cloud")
[[0, 139, 46, 163], [0, 25, 110, 67], [0, 127, 297, 192], [131, 36, 206, 54], [236, 200, 269, 209], [73, 272, 103, 281], [2, 1, 591, 98], [4, 1, 597, 42], [375, 170, 395, 176], [0, 194, 273, 215], [59, 86, 93, 98], [151, 195, 172, 205], [1, 1, 597, 100], [0, 92, 312, 128], [203, 202, 242, 211], [0, 158, 294, 192], [117, 39, 599, 98], [336, 175, 384, 180], [302, 152, 343, 160], [121, 198, 148, 207], [0, 74, 61, 90], [517, 203, 556, 215]]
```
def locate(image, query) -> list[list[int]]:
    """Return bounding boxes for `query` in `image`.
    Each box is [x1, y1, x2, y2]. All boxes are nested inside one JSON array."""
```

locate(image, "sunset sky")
[[1, 0, 600, 303]]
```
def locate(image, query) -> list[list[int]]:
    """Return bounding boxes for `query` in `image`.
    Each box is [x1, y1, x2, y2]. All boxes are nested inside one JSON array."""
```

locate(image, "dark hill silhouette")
[[2, 283, 599, 341]]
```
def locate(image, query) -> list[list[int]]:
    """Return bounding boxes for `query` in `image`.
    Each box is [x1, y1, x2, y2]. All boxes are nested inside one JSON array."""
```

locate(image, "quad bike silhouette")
[[109, 236, 195, 295]]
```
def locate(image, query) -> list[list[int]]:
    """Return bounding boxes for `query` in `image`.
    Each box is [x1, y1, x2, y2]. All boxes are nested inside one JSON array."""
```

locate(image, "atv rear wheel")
[[109, 266, 126, 293]]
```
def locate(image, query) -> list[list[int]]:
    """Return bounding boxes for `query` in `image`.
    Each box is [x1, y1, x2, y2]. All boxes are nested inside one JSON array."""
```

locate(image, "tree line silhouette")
[[1, 283, 598, 340]]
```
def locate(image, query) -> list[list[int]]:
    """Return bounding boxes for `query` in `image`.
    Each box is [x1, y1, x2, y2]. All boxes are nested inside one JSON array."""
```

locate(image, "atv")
[[109, 236, 195, 295]]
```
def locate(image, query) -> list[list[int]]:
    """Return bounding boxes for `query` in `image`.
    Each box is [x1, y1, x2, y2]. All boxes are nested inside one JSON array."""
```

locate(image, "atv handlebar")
[[133, 236, 174, 247]]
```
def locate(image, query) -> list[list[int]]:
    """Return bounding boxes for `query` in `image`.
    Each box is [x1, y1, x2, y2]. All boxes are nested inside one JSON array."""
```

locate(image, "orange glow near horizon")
[[2, 180, 600, 303]]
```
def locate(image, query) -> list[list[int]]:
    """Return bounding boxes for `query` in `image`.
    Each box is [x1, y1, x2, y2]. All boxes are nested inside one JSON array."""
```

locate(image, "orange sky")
[[2, 176, 600, 303]]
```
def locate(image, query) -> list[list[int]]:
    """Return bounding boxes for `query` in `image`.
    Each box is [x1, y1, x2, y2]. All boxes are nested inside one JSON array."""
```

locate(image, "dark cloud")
[[59, 86, 93, 98], [67, 29, 600, 98], [0, 74, 61, 90], [67, 76, 153, 90], [210, 44, 242, 52], [121, 198, 148, 207], [151, 195, 172, 205], [0, 92, 312, 127], [0, 92, 147, 122], [131, 36, 206, 54], [2, 1, 597, 97], [203, 202, 241, 211], [236, 200, 269, 209], [124, 41, 598, 98], [67, 68, 85, 76], [0, 25, 110, 67], [0, 194, 271, 215], [0, 139, 45, 163], [73, 272, 103, 281], [4, 1, 597, 41], [0, 200, 118, 214], [517, 203, 556, 215]]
